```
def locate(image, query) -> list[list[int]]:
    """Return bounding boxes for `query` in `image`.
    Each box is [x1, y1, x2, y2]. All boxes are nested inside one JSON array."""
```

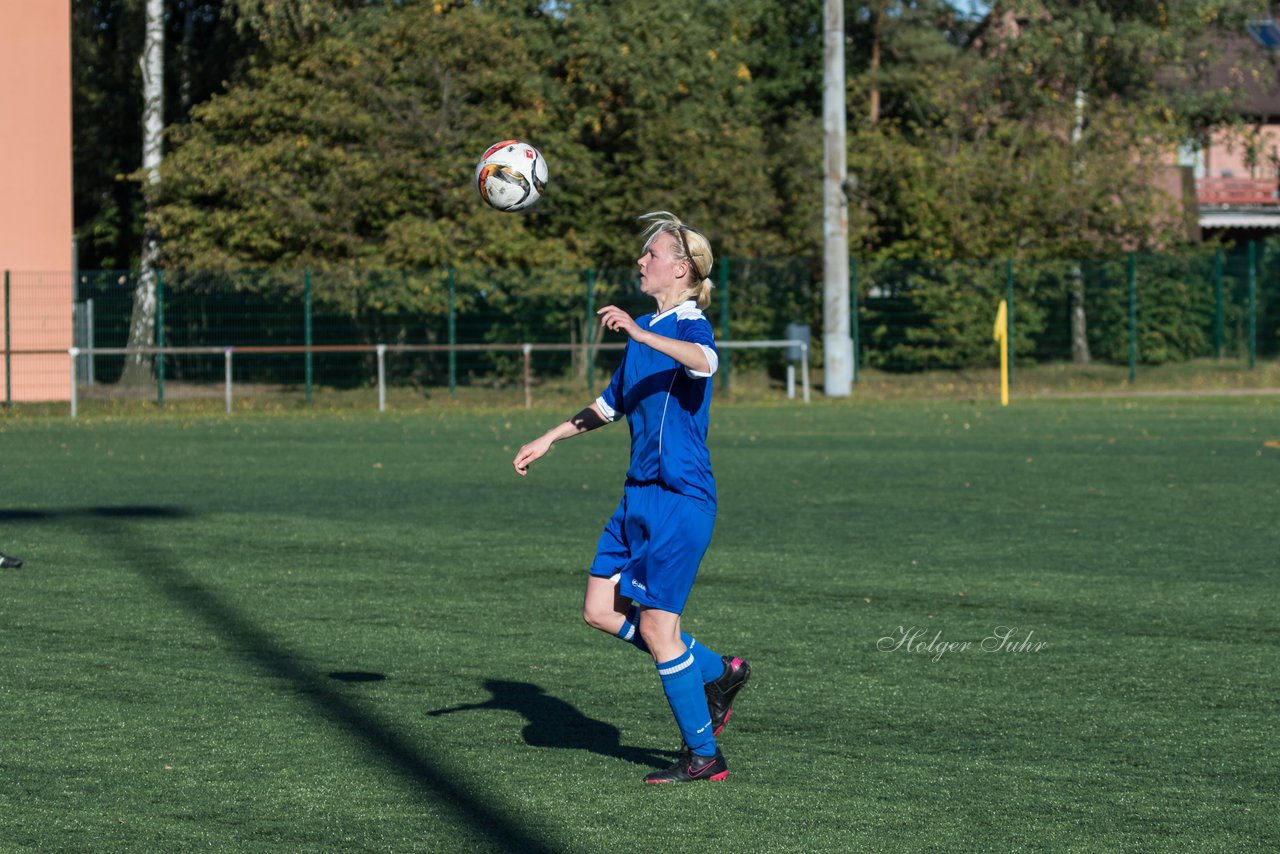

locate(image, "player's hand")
[[513, 435, 553, 476], [597, 305, 641, 340]]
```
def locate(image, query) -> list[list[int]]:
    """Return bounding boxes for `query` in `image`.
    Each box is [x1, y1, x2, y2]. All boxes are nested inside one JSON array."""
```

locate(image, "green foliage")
[[72, 0, 1277, 373], [983, 0, 1258, 124], [545, 0, 778, 260], [153, 3, 577, 275], [1080, 253, 1216, 364], [859, 259, 1015, 370], [224, 0, 367, 54]]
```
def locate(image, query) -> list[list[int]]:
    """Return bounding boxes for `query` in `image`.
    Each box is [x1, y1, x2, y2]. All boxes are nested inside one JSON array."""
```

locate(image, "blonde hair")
[[638, 211, 714, 309]]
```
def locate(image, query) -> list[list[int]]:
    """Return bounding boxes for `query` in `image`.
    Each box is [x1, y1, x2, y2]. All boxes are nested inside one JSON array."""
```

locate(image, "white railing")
[[54, 339, 809, 417]]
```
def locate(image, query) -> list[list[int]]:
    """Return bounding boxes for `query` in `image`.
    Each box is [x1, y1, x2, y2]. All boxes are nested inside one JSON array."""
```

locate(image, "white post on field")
[[801, 343, 811, 403], [523, 343, 533, 409], [69, 348, 79, 417], [823, 0, 853, 396], [377, 344, 387, 412], [224, 347, 233, 414]]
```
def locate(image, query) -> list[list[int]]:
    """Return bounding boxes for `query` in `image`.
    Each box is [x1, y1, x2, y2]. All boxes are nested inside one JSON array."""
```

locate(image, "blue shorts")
[[588, 481, 716, 614]]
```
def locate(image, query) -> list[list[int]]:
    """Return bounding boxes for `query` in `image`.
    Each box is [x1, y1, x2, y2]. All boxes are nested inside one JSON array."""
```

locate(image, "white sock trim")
[[657, 653, 696, 677]]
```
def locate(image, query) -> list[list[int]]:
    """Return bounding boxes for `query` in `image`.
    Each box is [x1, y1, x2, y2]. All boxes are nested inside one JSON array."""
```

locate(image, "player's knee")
[[582, 602, 613, 632], [636, 617, 672, 653]]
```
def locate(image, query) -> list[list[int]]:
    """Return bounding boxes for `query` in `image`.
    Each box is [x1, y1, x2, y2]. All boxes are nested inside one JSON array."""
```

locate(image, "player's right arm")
[[512, 402, 610, 476]]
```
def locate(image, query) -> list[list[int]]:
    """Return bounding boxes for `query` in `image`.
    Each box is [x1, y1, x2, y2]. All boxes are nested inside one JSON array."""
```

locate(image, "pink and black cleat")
[[706, 656, 751, 736], [643, 750, 728, 784]]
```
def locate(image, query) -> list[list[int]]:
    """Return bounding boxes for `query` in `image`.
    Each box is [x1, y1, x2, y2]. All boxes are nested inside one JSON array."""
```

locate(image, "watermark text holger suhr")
[[878, 626, 1047, 663]]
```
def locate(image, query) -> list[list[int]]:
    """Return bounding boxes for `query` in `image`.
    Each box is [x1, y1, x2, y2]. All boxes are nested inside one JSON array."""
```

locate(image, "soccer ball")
[[474, 140, 548, 212]]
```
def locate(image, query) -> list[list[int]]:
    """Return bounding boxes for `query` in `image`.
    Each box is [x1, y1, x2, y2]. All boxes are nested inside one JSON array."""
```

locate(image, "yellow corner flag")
[[993, 300, 1009, 406]]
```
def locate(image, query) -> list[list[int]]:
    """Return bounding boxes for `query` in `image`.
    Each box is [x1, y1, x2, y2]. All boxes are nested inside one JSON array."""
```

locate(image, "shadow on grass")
[[0, 505, 185, 522], [11, 505, 562, 854], [429, 680, 673, 769]]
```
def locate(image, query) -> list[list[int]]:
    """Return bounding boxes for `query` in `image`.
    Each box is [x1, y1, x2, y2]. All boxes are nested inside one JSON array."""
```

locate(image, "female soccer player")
[[513, 211, 750, 784]]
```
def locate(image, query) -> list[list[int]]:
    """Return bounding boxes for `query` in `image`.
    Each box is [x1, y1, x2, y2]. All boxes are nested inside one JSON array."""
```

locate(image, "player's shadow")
[[428, 680, 673, 770]]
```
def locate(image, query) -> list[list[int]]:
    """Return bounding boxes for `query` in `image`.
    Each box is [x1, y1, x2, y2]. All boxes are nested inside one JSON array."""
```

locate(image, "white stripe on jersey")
[[686, 343, 718, 378]]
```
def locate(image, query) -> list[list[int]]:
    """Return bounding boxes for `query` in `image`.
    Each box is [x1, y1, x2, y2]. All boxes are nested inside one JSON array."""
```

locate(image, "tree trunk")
[[121, 0, 165, 388], [1070, 263, 1091, 363], [1069, 83, 1090, 365], [869, 1, 884, 126]]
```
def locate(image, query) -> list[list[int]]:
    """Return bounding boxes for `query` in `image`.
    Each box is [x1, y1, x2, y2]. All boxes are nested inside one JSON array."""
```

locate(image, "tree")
[[151, 1, 793, 274], [120, 0, 165, 386], [544, 0, 777, 262], [969, 1, 1268, 361], [73, 0, 256, 271], [152, 3, 577, 277]]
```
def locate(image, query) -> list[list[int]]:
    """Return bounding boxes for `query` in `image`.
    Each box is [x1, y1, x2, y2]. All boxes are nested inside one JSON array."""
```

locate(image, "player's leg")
[[639, 606, 726, 783], [582, 573, 629, 636], [601, 584, 729, 685], [631, 488, 727, 782], [582, 485, 711, 662], [642, 490, 750, 733], [583, 494, 632, 637]]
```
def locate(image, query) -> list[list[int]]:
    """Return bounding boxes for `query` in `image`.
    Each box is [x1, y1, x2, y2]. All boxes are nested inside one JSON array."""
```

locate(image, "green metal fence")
[[5, 241, 1277, 408]]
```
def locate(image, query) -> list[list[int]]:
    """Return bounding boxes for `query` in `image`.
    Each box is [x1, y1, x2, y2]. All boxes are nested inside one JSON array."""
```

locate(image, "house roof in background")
[[1195, 29, 1280, 120]]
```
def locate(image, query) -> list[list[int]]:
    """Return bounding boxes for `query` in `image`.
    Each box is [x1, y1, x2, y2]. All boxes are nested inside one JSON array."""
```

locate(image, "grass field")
[[1, 396, 1277, 852]]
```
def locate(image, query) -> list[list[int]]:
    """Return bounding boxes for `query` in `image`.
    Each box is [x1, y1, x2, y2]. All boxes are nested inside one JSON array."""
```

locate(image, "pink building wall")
[[0, 2, 73, 402], [1203, 125, 1280, 179]]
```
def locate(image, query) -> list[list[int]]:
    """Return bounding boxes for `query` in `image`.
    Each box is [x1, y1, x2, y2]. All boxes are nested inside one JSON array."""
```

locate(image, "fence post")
[[1213, 247, 1224, 360], [1006, 258, 1015, 386], [377, 343, 386, 412], [304, 270, 313, 405], [801, 343, 811, 403], [85, 298, 95, 385], [850, 257, 859, 384], [719, 257, 730, 393], [1128, 252, 1138, 383], [69, 347, 78, 417], [1248, 241, 1258, 370], [523, 342, 533, 409], [448, 267, 457, 397], [4, 270, 10, 409], [225, 347, 233, 414], [156, 269, 165, 407], [585, 268, 596, 392]]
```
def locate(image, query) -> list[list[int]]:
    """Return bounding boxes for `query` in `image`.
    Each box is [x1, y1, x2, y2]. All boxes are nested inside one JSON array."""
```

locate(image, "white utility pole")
[[823, 0, 853, 396]]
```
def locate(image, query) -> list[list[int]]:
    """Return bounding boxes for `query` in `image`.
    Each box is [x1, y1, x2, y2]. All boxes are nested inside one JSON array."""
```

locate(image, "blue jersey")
[[595, 300, 718, 511]]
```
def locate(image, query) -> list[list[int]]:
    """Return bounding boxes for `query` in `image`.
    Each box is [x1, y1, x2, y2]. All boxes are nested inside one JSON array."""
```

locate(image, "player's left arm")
[[597, 305, 716, 376]]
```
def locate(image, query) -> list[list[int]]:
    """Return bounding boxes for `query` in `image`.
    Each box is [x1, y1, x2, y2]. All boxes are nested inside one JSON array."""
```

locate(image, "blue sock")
[[686, 637, 727, 684], [655, 651, 718, 757], [616, 607, 727, 684]]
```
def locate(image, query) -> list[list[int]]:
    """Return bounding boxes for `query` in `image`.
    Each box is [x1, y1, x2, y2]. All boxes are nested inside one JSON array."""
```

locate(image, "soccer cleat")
[[705, 656, 750, 736], [643, 750, 728, 784], [0, 552, 22, 569]]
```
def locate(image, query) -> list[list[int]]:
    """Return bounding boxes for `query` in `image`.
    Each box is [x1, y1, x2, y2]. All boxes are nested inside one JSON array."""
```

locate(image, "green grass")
[[1, 398, 1277, 852]]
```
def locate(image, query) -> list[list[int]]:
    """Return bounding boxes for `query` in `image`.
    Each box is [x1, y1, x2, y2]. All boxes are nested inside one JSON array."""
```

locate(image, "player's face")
[[637, 231, 688, 301]]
